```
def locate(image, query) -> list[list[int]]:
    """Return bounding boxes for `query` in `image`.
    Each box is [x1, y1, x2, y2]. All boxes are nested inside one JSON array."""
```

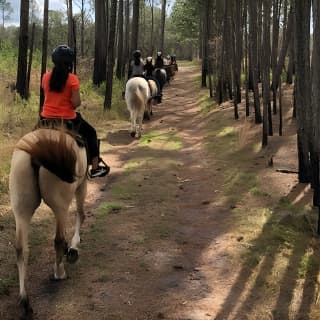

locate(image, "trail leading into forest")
[[2, 65, 318, 320]]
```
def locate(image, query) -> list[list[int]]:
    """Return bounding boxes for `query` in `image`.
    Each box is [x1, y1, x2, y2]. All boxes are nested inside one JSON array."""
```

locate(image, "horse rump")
[[16, 129, 78, 183]]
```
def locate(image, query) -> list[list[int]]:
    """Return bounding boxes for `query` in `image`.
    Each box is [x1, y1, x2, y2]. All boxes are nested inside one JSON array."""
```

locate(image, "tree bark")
[[123, 0, 130, 77], [131, 0, 139, 52], [104, 0, 117, 109], [311, 0, 320, 206], [262, 0, 271, 146], [116, 0, 124, 79], [271, 0, 281, 114], [93, 0, 107, 86], [159, 0, 166, 52], [16, 0, 29, 99], [248, 0, 262, 123], [39, 0, 48, 110], [26, 22, 35, 99], [294, 0, 311, 183]]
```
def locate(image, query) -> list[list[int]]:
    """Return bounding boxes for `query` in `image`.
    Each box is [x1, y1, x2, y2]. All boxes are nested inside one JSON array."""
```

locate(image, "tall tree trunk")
[[201, 0, 209, 88], [311, 0, 320, 208], [39, 0, 48, 110], [123, 0, 130, 77], [131, 0, 139, 52], [231, 0, 242, 119], [149, 0, 154, 56], [93, 0, 107, 86], [271, 0, 281, 114], [249, 0, 262, 123], [104, 0, 117, 110], [272, 5, 294, 112], [286, 34, 295, 84], [159, 0, 166, 52], [244, 0, 250, 116], [262, 0, 271, 146], [294, 0, 311, 183], [16, 0, 29, 99], [26, 22, 35, 99], [116, 0, 124, 79], [80, 0, 84, 57], [67, 0, 74, 48]]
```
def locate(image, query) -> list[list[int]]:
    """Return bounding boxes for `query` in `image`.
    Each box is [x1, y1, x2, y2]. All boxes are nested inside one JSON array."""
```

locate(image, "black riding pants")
[[41, 113, 99, 164], [71, 113, 99, 164]]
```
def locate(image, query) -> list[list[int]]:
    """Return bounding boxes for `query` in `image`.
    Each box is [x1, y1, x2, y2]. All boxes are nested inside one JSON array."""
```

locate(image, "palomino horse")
[[9, 127, 87, 318], [125, 77, 158, 138]]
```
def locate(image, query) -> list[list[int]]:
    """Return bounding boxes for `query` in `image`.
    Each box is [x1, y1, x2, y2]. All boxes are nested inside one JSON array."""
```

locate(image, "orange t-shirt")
[[41, 72, 80, 119]]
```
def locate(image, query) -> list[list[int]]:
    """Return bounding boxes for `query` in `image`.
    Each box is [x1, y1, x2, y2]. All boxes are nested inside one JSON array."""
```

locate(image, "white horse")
[[125, 77, 158, 138], [9, 128, 87, 319]]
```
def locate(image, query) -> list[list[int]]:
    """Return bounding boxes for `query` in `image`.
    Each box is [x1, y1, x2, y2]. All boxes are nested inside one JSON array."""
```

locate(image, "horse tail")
[[128, 84, 147, 112], [17, 131, 77, 183]]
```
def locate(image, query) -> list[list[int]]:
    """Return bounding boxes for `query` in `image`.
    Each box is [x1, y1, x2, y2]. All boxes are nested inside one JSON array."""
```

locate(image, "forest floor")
[[1, 65, 320, 320]]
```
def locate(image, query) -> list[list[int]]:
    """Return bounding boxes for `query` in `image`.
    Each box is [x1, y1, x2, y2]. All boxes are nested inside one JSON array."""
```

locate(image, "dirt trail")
[[1, 65, 319, 320]]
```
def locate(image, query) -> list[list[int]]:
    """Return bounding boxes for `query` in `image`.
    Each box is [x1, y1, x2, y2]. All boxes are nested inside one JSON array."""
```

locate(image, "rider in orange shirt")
[[41, 45, 109, 178]]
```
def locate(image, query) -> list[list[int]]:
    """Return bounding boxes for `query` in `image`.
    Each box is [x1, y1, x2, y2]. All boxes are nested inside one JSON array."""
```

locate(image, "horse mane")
[[17, 129, 78, 183]]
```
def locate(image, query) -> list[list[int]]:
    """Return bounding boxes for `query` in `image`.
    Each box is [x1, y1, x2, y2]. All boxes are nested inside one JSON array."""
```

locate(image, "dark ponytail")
[[49, 62, 72, 92]]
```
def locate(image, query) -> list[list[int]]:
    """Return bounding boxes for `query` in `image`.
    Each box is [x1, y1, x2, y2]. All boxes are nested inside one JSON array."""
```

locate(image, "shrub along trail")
[[1, 65, 320, 320]]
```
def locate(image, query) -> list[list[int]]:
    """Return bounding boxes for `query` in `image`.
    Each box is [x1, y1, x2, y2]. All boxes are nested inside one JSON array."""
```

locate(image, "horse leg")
[[137, 112, 144, 138], [10, 151, 40, 318], [67, 180, 87, 264], [15, 214, 34, 318], [130, 111, 137, 137], [53, 209, 68, 280]]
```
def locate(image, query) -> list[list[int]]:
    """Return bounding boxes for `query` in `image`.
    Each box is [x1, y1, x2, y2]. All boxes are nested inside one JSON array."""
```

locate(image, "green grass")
[[97, 202, 123, 213], [198, 90, 217, 113], [0, 274, 18, 296], [139, 130, 183, 150], [250, 186, 271, 197]]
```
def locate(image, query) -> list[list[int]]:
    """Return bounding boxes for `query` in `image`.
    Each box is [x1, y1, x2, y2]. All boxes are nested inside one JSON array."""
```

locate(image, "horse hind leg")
[[136, 112, 144, 138], [67, 181, 87, 264], [53, 209, 69, 280], [10, 151, 40, 317], [130, 110, 137, 137], [15, 214, 34, 318]]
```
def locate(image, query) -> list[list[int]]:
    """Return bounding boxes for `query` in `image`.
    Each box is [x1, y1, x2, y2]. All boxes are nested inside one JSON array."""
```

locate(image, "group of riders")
[[39, 45, 177, 179], [127, 49, 177, 103]]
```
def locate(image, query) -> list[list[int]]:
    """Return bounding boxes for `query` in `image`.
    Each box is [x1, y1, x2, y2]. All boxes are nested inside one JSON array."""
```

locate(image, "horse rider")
[[144, 56, 155, 77], [40, 44, 110, 178], [166, 54, 172, 65], [128, 49, 145, 78], [154, 51, 164, 69], [144, 56, 162, 103]]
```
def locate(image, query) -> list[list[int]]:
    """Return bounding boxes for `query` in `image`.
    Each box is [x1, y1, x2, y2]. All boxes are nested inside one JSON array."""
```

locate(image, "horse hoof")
[[130, 131, 136, 138], [66, 248, 79, 264], [18, 296, 33, 320]]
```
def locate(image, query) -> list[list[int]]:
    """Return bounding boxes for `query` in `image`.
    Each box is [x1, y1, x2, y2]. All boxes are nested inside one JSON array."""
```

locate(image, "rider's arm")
[[71, 89, 81, 108], [69, 74, 81, 108]]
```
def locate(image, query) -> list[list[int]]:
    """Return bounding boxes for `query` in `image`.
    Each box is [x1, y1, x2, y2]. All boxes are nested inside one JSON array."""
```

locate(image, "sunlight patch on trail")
[[139, 130, 183, 150]]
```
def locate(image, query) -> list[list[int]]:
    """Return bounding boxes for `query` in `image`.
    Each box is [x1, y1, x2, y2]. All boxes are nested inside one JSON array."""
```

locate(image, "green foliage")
[[0, 0, 13, 26], [0, 40, 17, 76], [170, 0, 199, 41]]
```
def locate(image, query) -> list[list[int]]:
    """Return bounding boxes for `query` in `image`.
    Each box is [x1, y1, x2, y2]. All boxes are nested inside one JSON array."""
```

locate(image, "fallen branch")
[[276, 168, 299, 174]]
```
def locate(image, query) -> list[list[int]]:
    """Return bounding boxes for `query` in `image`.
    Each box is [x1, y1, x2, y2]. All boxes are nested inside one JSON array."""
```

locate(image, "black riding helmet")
[[52, 45, 74, 65], [133, 50, 141, 59]]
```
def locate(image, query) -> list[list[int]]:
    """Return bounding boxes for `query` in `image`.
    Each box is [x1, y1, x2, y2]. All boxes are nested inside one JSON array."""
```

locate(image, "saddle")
[[35, 118, 86, 148]]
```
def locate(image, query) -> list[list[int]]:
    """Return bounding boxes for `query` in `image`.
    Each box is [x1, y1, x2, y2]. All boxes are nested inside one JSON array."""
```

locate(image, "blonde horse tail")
[[17, 131, 77, 183]]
